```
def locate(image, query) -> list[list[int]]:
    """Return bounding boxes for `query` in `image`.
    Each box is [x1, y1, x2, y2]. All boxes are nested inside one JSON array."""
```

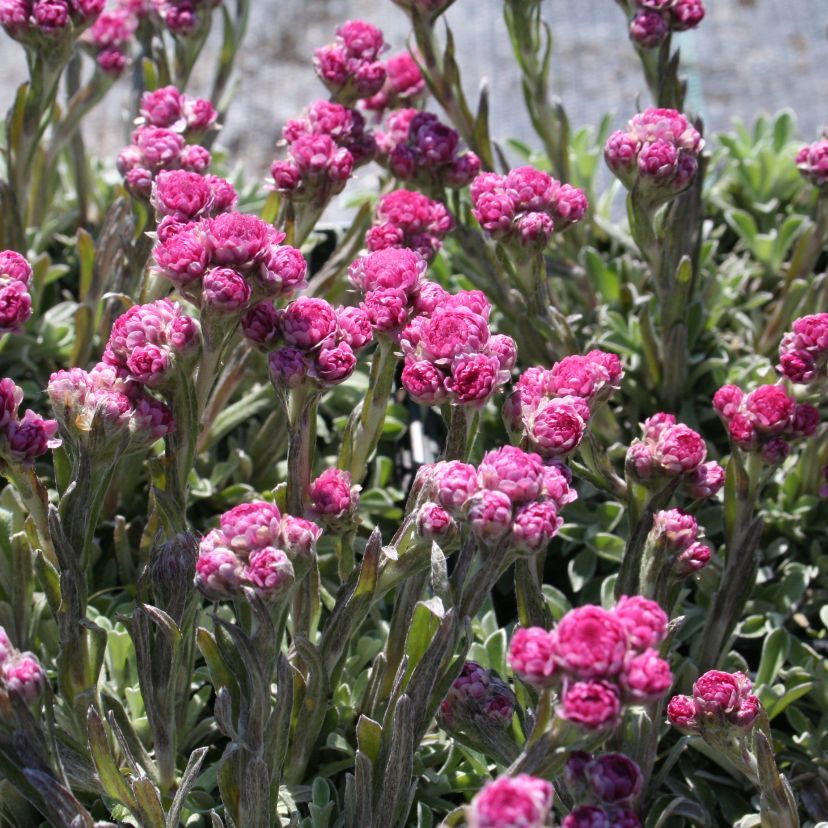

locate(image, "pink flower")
[[0, 250, 32, 286], [195, 542, 243, 601], [541, 462, 577, 509], [604, 131, 640, 182], [260, 245, 308, 297], [613, 595, 668, 651], [0, 281, 32, 332], [335, 306, 373, 350], [744, 385, 795, 435], [421, 307, 491, 361], [728, 412, 757, 449], [206, 212, 280, 267], [551, 184, 589, 230], [620, 649, 673, 702], [675, 541, 711, 576], [402, 359, 448, 405], [666, 694, 697, 731], [310, 468, 359, 521], [465, 489, 513, 542], [153, 226, 209, 284], [546, 355, 608, 402], [202, 267, 251, 312], [445, 352, 501, 406], [555, 606, 628, 679], [280, 516, 322, 561], [133, 126, 184, 170], [139, 85, 183, 128], [684, 461, 725, 499], [0, 379, 22, 431], [630, 10, 669, 47], [515, 211, 554, 249], [791, 403, 820, 437], [432, 460, 479, 513], [182, 96, 218, 133], [336, 19, 385, 60], [219, 501, 281, 557], [362, 288, 409, 333], [205, 175, 237, 212], [652, 424, 706, 474], [651, 508, 698, 549], [478, 445, 544, 505], [1, 651, 45, 703], [438, 661, 515, 731], [488, 334, 518, 372], [349, 246, 426, 295], [797, 140, 828, 188], [468, 775, 554, 828], [586, 753, 643, 805], [0, 627, 12, 664], [506, 166, 557, 211], [509, 500, 562, 554], [560, 680, 622, 729], [472, 191, 516, 238], [508, 627, 556, 688], [314, 341, 357, 386], [792, 313, 828, 351], [4, 410, 60, 463], [416, 502, 456, 541], [692, 670, 754, 722], [671, 0, 706, 30], [151, 169, 214, 221], [269, 348, 308, 389], [526, 398, 587, 457], [242, 547, 295, 601], [281, 297, 337, 349]]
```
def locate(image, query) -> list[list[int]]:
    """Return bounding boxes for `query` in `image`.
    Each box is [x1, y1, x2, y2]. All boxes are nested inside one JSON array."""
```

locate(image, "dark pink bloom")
[[314, 341, 357, 386], [620, 649, 673, 701], [728, 412, 757, 449], [791, 403, 820, 437], [478, 445, 544, 505], [652, 423, 706, 474], [526, 398, 587, 457], [675, 541, 711, 576], [666, 694, 697, 731], [280, 515, 322, 561], [269, 347, 308, 389], [5, 410, 61, 463], [242, 547, 294, 601], [744, 385, 795, 435], [0, 281, 32, 333], [219, 501, 281, 557], [402, 358, 448, 405], [797, 141, 828, 188], [362, 288, 409, 333], [0, 250, 33, 286], [139, 85, 183, 128], [416, 502, 455, 540], [651, 508, 698, 549], [196, 539, 243, 601], [692, 670, 752, 719], [684, 461, 725, 499], [335, 306, 373, 350], [561, 680, 622, 729], [206, 212, 281, 267], [761, 436, 790, 464], [465, 489, 513, 542], [202, 267, 251, 312], [433, 460, 479, 513], [349, 246, 426, 295], [446, 352, 501, 406], [555, 605, 628, 679], [1, 651, 45, 703], [153, 225, 209, 284], [467, 775, 554, 828], [630, 10, 669, 47], [586, 753, 643, 805], [613, 595, 668, 651], [280, 297, 337, 349], [508, 626, 556, 688], [509, 500, 562, 554], [310, 468, 359, 522]]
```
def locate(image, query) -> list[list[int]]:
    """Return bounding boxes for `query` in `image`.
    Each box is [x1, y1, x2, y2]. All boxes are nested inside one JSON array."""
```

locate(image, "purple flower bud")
[[629, 11, 669, 48], [268, 347, 308, 389], [416, 502, 456, 541], [202, 267, 252, 313], [4, 410, 61, 463], [586, 752, 643, 805], [313, 340, 357, 386], [1, 651, 45, 704]]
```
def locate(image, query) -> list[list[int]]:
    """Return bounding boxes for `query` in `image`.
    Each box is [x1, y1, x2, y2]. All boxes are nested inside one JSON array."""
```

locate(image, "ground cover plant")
[[0, 0, 826, 825]]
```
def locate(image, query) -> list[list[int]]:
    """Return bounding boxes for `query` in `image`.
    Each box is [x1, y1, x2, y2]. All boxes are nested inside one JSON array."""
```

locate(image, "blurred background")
[[1, 0, 826, 183]]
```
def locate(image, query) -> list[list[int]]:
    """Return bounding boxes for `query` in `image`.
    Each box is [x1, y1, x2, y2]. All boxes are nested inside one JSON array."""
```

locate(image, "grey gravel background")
[[1, 0, 826, 185]]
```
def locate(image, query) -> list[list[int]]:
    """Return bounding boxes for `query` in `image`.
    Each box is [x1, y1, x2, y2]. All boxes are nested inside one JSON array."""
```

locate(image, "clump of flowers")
[[103, 298, 201, 390], [0, 378, 60, 467], [426, 446, 576, 554], [622, 0, 705, 50], [313, 19, 387, 104], [361, 50, 425, 116], [240, 297, 372, 390], [504, 352, 623, 457], [625, 412, 725, 497], [365, 189, 453, 262], [777, 313, 828, 385], [196, 501, 322, 602], [376, 108, 480, 189], [470, 166, 588, 254], [117, 124, 216, 198], [712, 383, 819, 463], [271, 100, 375, 203], [0, 0, 103, 45], [563, 751, 643, 827], [796, 137, 828, 190], [84, 6, 137, 74], [668, 670, 761, 733], [605, 107, 703, 204], [0, 249, 34, 334], [400, 287, 515, 408], [152, 211, 307, 318], [466, 774, 554, 828], [0, 626, 46, 709], [508, 598, 672, 729], [137, 84, 219, 137]]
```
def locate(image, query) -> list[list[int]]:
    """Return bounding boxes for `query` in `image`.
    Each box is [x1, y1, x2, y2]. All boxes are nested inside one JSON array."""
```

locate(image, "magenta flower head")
[[195, 538, 243, 601], [743, 385, 795, 435], [465, 489, 513, 543], [4, 410, 61, 464], [349, 246, 426, 296], [241, 301, 280, 347], [478, 445, 544, 506], [242, 547, 295, 602], [651, 508, 698, 549], [586, 753, 643, 805], [205, 212, 282, 268], [313, 341, 357, 386], [0, 250, 33, 286], [438, 660, 516, 733], [613, 595, 668, 651], [467, 774, 554, 828], [219, 501, 282, 558], [335, 306, 373, 351], [0, 281, 32, 333], [309, 468, 360, 526], [651, 423, 706, 474], [509, 500, 562, 555], [445, 352, 503, 407], [629, 10, 669, 48], [666, 693, 698, 731], [525, 398, 587, 458], [684, 460, 725, 499], [675, 541, 712, 576], [541, 462, 577, 510], [402, 358, 448, 405], [1, 651, 46, 704], [432, 460, 479, 514], [508, 626, 556, 688], [796, 138, 828, 189], [280, 297, 338, 350], [692, 670, 759, 727], [202, 267, 252, 313], [554, 605, 628, 679], [416, 501, 456, 542], [153, 224, 209, 285], [561, 680, 622, 729], [151, 169, 213, 221], [280, 515, 323, 563], [619, 649, 673, 702], [0, 627, 12, 665]]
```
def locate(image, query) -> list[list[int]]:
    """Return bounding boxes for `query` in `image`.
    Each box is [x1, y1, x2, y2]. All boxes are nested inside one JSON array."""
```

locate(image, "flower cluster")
[[0, 627, 46, 708], [104, 298, 200, 389], [0, 0, 103, 45], [626, 0, 705, 50], [467, 774, 554, 828], [426, 446, 576, 553], [648, 508, 712, 577], [151, 0, 220, 35], [48, 361, 174, 453], [153, 212, 307, 317], [504, 352, 623, 457], [241, 297, 372, 390], [0, 249, 33, 334], [365, 189, 453, 262], [309, 467, 361, 530], [713, 383, 818, 463], [85, 6, 137, 74], [361, 51, 425, 116], [668, 670, 761, 732], [376, 108, 480, 189], [271, 100, 375, 203], [117, 125, 216, 198], [795, 137, 828, 190], [400, 287, 515, 408], [605, 107, 703, 203], [777, 313, 828, 385], [0, 378, 60, 466], [196, 501, 321, 602], [471, 166, 588, 253], [138, 85, 218, 136], [509, 597, 672, 729], [625, 413, 725, 498], [313, 19, 387, 104], [438, 661, 516, 732], [563, 751, 643, 828]]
